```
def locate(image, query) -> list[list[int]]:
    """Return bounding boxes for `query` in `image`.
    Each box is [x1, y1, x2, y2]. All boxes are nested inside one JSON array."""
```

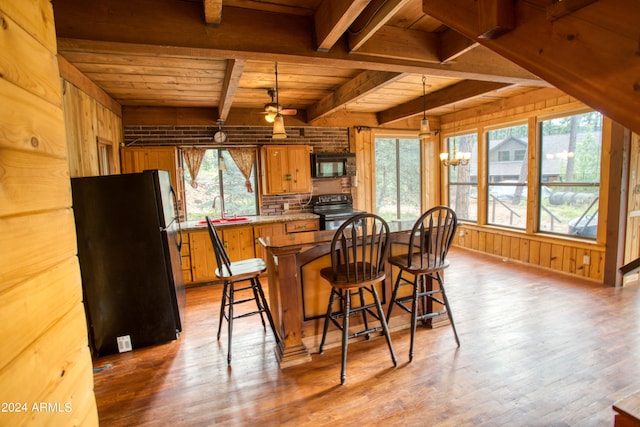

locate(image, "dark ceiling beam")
[[314, 0, 372, 52], [346, 0, 414, 52], [477, 0, 515, 39], [306, 71, 405, 122], [546, 0, 599, 21], [377, 80, 509, 125], [217, 59, 245, 122], [422, 0, 640, 135], [203, 0, 223, 27], [439, 28, 478, 63], [53, 0, 544, 85], [356, 26, 440, 62]]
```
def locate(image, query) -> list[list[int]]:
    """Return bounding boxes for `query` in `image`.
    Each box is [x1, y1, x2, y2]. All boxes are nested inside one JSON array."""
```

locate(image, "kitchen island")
[[260, 222, 449, 368], [179, 213, 319, 285]]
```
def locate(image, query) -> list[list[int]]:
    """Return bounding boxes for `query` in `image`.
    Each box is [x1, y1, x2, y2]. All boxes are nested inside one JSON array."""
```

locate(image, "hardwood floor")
[[92, 248, 640, 426]]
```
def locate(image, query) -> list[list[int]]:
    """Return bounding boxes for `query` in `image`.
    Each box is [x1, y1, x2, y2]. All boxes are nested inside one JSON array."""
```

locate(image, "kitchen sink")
[[197, 217, 251, 225]]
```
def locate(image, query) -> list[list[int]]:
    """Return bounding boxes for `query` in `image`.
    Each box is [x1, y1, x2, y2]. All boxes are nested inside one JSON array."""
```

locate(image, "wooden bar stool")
[[206, 217, 279, 364], [386, 206, 459, 361], [318, 213, 397, 384]]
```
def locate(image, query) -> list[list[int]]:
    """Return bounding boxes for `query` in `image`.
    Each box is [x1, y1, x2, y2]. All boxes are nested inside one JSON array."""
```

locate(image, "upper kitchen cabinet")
[[261, 145, 312, 195], [121, 146, 185, 218]]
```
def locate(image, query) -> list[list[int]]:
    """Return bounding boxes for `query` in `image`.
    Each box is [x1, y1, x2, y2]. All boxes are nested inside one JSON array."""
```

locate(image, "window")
[[183, 148, 258, 221], [487, 123, 528, 229], [374, 136, 421, 222], [96, 137, 115, 175], [446, 133, 477, 222], [539, 111, 602, 238], [498, 151, 510, 161]]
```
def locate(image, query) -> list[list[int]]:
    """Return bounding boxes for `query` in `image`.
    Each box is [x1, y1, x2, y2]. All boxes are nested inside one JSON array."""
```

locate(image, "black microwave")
[[311, 153, 356, 178]]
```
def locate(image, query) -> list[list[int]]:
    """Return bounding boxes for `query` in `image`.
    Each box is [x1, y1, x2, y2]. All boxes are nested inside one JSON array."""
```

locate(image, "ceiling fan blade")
[[281, 109, 297, 115]]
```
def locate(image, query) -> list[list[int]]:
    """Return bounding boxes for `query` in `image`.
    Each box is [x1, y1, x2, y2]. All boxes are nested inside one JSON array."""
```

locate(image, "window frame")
[[443, 129, 479, 223], [485, 121, 530, 230], [182, 147, 259, 221], [372, 133, 423, 222], [536, 110, 603, 239]]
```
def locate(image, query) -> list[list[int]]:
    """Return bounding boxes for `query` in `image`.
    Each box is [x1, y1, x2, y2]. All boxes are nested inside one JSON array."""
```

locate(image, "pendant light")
[[418, 75, 431, 139], [272, 62, 287, 139]]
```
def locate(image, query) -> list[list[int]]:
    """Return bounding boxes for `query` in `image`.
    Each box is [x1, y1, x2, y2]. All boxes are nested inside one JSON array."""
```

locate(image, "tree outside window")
[[539, 111, 602, 238], [374, 136, 421, 222], [446, 133, 477, 222]]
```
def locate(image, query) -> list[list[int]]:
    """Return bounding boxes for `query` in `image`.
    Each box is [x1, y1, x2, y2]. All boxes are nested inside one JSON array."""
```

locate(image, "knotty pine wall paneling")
[[62, 77, 123, 178], [0, 0, 98, 425], [624, 133, 640, 267]]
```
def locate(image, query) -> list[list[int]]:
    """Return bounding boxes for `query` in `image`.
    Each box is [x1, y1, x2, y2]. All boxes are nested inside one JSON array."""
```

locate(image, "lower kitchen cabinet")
[[187, 225, 256, 284], [183, 219, 319, 285], [254, 222, 286, 262]]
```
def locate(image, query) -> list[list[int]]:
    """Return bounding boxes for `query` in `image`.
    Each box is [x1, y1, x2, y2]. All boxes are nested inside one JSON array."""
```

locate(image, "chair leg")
[[250, 278, 267, 330], [227, 282, 234, 364], [437, 272, 460, 347], [409, 276, 419, 362], [254, 278, 280, 344], [386, 271, 403, 320], [340, 290, 351, 385], [358, 288, 370, 339], [319, 288, 338, 354], [217, 282, 229, 341], [371, 284, 397, 367]]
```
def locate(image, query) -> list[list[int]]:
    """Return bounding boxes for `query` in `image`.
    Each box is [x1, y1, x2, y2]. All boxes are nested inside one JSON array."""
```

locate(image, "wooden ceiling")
[[52, 0, 640, 133]]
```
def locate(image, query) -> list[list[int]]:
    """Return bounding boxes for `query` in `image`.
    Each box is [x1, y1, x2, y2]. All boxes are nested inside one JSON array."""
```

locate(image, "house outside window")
[[539, 111, 602, 239], [183, 148, 258, 220], [446, 132, 477, 222], [374, 136, 421, 222], [487, 123, 528, 229]]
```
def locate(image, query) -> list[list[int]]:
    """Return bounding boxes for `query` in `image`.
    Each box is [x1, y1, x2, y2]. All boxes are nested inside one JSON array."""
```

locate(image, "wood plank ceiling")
[[52, 0, 640, 134]]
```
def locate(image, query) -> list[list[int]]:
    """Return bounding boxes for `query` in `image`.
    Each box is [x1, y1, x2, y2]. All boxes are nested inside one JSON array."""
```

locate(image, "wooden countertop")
[[180, 213, 319, 231]]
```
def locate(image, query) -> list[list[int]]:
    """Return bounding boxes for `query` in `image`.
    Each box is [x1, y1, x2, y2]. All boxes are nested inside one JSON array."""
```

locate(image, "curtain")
[[228, 148, 255, 193], [182, 147, 207, 188]]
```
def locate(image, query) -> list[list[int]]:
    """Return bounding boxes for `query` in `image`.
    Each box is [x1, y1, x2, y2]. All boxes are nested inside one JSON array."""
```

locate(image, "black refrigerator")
[[71, 170, 186, 357]]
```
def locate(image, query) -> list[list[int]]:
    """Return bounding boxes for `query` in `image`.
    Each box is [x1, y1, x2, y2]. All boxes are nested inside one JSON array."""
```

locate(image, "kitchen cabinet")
[[187, 226, 256, 284], [254, 222, 286, 262], [285, 219, 318, 234], [184, 219, 318, 285], [261, 145, 312, 194], [121, 145, 185, 218]]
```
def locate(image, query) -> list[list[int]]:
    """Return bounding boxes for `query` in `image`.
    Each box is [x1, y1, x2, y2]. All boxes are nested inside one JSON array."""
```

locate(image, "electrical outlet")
[[583, 255, 590, 265], [117, 335, 133, 353], [283, 202, 289, 211]]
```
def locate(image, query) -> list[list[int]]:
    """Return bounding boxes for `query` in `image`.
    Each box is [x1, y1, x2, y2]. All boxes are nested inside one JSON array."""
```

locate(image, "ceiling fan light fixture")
[[272, 113, 287, 139], [265, 111, 277, 123], [271, 62, 287, 139]]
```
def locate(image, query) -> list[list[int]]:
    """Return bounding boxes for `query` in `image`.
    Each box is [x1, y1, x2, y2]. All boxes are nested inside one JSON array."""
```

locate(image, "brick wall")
[[123, 125, 351, 215]]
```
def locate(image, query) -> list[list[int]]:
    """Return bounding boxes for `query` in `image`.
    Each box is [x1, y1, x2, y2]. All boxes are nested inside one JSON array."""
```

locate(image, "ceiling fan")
[[262, 87, 297, 123]]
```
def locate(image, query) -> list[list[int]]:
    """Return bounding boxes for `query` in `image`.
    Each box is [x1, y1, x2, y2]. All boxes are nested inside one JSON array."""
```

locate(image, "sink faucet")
[[212, 195, 226, 218]]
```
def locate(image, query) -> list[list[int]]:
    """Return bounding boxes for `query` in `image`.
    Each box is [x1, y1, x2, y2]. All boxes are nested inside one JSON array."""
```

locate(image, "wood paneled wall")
[[0, 0, 98, 425], [62, 79, 123, 178], [624, 133, 640, 265]]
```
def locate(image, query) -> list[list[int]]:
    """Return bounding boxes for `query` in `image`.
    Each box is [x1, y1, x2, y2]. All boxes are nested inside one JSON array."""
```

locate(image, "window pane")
[[183, 149, 258, 220], [487, 124, 528, 229], [446, 133, 477, 222], [539, 111, 602, 238], [375, 137, 421, 222]]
